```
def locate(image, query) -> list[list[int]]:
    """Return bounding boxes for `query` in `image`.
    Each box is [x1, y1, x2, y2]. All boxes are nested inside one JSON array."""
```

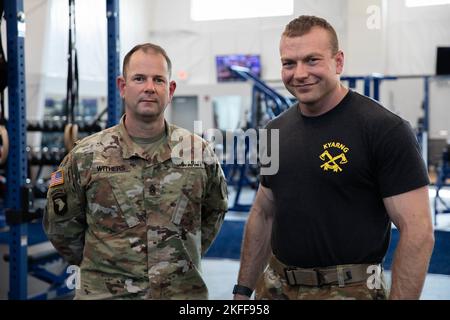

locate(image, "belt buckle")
[[284, 268, 298, 286], [310, 269, 323, 287], [284, 268, 323, 287]]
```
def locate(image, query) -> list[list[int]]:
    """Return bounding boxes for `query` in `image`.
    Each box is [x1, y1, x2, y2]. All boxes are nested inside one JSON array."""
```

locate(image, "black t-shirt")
[[261, 90, 429, 268]]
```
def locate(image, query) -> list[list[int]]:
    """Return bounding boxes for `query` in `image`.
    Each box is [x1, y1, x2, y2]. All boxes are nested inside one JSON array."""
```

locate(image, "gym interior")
[[0, 0, 449, 300]]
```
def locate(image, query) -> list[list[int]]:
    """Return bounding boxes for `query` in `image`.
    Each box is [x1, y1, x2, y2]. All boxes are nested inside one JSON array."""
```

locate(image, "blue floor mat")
[[206, 220, 244, 260], [206, 221, 450, 275], [383, 229, 450, 275]]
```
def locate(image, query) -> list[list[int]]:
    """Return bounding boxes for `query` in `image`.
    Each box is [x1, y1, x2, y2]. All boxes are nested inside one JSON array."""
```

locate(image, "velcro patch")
[[52, 193, 68, 216], [49, 169, 64, 187]]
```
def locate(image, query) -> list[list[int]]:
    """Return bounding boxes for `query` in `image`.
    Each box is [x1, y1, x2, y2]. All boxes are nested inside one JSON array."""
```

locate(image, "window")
[[405, 0, 450, 7], [191, 0, 293, 21]]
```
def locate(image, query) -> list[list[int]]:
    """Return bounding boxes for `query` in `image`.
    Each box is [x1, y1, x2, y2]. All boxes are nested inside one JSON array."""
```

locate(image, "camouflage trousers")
[[255, 264, 388, 300]]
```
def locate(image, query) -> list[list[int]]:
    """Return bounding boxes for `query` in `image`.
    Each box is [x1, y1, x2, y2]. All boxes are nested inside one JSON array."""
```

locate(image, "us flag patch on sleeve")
[[49, 169, 64, 187]]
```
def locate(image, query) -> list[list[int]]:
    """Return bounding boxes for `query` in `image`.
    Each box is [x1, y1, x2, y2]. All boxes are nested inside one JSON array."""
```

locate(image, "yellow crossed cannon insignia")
[[319, 150, 348, 172]]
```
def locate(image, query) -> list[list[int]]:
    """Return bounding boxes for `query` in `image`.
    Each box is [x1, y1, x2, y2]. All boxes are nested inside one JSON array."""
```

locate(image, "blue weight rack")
[[0, 0, 121, 299], [4, 0, 28, 300], [106, 0, 121, 127]]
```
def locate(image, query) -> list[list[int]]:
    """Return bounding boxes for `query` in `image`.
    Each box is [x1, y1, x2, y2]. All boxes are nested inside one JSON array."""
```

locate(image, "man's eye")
[[154, 78, 165, 84], [282, 61, 294, 67], [134, 76, 145, 82]]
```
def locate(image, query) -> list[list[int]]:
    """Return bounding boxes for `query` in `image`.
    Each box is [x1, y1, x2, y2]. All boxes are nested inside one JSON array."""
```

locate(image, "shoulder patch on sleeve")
[[49, 169, 64, 187]]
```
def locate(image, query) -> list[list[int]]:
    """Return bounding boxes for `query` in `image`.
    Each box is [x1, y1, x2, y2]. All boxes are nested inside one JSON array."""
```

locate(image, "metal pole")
[[364, 76, 371, 98], [106, 0, 120, 127], [348, 78, 356, 89], [4, 0, 28, 300], [422, 76, 430, 167], [373, 78, 381, 101]]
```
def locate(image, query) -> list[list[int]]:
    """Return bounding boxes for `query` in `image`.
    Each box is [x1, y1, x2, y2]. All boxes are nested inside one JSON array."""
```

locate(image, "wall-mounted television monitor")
[[216, 54, 261, 82], [436, 47, 450, 75]]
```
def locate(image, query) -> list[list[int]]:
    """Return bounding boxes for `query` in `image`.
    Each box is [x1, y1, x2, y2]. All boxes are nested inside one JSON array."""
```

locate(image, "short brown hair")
[[122, 43, 172, 79], [282, 15, 339, 55]]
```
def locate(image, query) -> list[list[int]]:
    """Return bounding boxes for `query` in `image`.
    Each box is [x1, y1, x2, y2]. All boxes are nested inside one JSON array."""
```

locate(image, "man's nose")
[[294, 63, 308, 80], [144, 80, 156, 93]]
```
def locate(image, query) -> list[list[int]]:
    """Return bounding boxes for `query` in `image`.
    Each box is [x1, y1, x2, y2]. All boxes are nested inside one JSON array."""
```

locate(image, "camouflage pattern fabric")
[[255, 264, 388, 300], [43, 116, 228, 299]]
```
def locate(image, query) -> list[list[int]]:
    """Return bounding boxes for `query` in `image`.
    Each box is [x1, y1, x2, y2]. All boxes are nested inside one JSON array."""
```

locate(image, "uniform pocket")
[[86, 172, 143, 238], [108, 175, 142, 228]]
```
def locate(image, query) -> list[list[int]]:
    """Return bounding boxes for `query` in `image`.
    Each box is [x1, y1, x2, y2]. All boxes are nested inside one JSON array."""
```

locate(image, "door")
[[171, 96, 198, 132]]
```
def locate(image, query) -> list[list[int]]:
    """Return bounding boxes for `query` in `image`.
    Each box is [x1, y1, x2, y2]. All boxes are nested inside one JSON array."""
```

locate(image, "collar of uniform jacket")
[[117, 115, 186, 165]]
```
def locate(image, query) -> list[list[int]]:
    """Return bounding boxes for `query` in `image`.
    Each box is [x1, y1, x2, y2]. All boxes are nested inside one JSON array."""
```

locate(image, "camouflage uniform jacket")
[[44, 116, 228, 299]]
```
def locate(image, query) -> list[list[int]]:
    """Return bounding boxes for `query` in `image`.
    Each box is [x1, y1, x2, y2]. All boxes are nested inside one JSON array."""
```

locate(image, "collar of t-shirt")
[[130, 131, 167, 155], [297, 89, 352, 120]]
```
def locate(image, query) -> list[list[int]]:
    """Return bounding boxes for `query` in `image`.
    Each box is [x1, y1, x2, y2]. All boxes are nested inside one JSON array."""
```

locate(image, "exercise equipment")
[[231, 65, 292, 128], [221, 66, 294, 212], [0, 3, 9, 165], [434, 145, 450, 223], [63, 0, 79, 151], [0, 0, 121, 300], [0, 123, 8, 165], [2, 0, 29, 299]]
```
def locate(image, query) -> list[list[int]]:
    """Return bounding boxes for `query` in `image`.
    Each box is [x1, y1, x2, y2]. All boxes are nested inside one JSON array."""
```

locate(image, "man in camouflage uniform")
[[44, 43, 228, 299]]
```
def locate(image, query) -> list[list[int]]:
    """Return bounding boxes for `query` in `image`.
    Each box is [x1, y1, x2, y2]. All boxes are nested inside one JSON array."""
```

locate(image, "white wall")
[[169, 82, 253, 132], [148, 0, 347, 84], [385, 0, 450, 75], [343, 0, 450, 139], [44, 0, 107, 97], [22, 0, 155, 105], [345, 0, 385, 75], [119, 0, 155, 63], [382, 0, 450, 139], [146, 0, 347, 128]]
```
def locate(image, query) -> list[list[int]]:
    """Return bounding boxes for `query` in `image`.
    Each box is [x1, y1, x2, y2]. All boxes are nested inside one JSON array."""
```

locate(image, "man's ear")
[[335, 51, 344, 75], [117, 76, 126, 97], [168, 80, 177, 101]]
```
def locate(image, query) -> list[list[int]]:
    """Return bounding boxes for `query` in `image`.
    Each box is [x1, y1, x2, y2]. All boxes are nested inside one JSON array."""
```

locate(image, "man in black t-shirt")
[[233, 15, 434, 300]]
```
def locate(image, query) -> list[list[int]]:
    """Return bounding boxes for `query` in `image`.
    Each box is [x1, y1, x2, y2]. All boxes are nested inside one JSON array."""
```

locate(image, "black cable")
[[92, 107, 107, 125], [72, 0, 79, 123], [0, 1, 8, 125], [64, 0, 71, 123], [64, 0, 79, 125]]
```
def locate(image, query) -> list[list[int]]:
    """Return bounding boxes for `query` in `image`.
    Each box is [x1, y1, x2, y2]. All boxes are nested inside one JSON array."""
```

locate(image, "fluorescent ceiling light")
[[191, 0, 293, 21], [405, 0, 450, 7]]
